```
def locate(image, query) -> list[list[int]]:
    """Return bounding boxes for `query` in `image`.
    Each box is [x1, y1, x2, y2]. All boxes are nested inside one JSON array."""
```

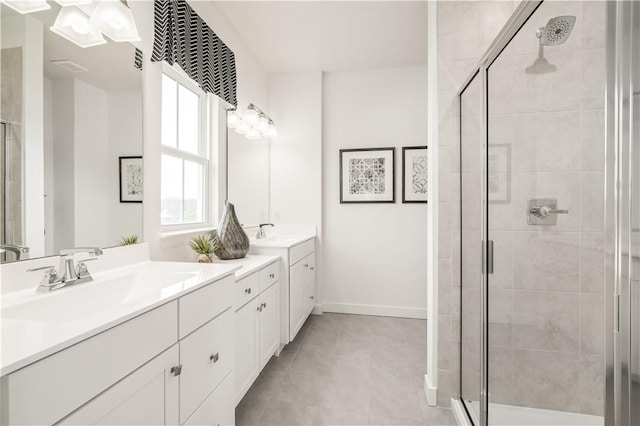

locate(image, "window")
[[160, 69, 209, 227]]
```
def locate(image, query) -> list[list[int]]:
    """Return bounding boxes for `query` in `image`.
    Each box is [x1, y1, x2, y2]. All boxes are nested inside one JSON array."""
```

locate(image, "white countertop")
[[0, 260, 239, 377], [249, 234, 315, 249], [216, 254, 280, 281]]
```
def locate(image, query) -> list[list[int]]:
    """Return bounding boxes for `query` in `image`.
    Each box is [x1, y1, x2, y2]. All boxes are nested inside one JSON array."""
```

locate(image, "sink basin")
[[2, 271, 198, 323]]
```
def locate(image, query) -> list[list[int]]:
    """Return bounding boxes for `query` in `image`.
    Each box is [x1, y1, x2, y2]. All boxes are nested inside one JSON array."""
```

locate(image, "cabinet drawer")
[[179, 274, 234, 339], [179, 309, 233, 424], [234, 272, 259, 311], [184, 371, 234, 426], [304, 239, 315, 256], [289, 242, 307, 265], [2, 301, 177, 426], [259, 261, 279, 293]]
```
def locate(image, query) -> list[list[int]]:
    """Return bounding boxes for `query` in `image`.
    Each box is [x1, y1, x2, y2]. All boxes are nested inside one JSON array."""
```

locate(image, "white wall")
[[130, 1, 270, 261], [107, 90, 143, 244], [74, 79, 109, 247], [322, 66, 428, 318]]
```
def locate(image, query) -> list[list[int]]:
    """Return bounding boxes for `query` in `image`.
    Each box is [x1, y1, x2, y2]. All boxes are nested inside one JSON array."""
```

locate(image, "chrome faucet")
[[0, 243, 29, 261], [256, 223, 274, 239], [28, 247, 103, 293]]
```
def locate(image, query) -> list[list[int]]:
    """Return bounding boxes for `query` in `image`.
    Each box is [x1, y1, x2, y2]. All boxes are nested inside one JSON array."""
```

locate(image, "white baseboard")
[[451, 398, 472, 426], [322, 302, 427, 319], [424, 374, 437, 406], [312, 304, 324, 315]]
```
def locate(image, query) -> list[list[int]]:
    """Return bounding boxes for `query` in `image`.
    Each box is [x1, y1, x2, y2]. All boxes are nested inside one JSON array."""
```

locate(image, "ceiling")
[[213, 1, 428, 74], [1, 2, 141, 91]]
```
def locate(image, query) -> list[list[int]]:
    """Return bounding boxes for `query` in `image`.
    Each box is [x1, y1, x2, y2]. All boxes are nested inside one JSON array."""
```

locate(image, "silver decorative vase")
[[212, 202, 249, 260]]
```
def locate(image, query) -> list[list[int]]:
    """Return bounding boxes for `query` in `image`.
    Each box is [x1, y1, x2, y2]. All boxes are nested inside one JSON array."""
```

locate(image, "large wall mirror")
[[0, 2, 143, 263], [227, 126, 270, 226]]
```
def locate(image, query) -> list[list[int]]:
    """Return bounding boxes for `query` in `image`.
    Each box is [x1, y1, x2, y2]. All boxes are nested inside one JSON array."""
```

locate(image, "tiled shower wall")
[[437, 0, 606, 416], [0, 47, 23, 248]]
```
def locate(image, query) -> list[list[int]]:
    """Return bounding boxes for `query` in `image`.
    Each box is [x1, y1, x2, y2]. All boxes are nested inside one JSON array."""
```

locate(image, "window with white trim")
[[160, 68, 210, 227]]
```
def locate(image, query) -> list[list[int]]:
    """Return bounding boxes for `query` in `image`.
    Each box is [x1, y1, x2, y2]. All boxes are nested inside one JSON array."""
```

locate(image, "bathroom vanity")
[[0, 244, 239, 425], [249, 233, 316, 344]]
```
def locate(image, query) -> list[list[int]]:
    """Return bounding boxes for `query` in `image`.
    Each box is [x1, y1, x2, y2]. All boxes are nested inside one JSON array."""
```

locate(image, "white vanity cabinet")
[[251, 237, 315, 344], [233, 259, 280, 405], [0, 274, 236, 426]]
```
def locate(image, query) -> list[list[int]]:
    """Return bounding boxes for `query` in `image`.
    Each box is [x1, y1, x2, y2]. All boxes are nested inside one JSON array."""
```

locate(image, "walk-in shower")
[[454, 1, 640, 425]]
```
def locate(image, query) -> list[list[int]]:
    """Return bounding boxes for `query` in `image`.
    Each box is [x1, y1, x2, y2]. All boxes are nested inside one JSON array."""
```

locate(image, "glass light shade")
[[227, 110, 241, 129], [235, 121, 250, 135], [255, 116, 268, 133], [50, 7, 106, 48], [246, 129, 262, 140], [0, 0, 50, 14], [89, 0, 140, 42], [242, 108, 259, 126], [264, 123, 278, 139]]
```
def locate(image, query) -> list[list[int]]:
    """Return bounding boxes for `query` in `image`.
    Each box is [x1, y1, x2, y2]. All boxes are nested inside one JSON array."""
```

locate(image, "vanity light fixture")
[[89, 0, 140, 42], [227, 104, 278, 140], [50, 6, 106, 48], [0, 0, 50, 14], [54, 0, 91, 6]]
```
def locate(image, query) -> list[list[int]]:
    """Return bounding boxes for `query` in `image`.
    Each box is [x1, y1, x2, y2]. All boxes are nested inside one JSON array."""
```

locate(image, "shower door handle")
[[482, 240, 494, 275]]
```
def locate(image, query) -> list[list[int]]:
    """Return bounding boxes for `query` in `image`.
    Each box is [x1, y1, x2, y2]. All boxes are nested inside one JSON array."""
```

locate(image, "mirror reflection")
[[0, 2, 143, 263]]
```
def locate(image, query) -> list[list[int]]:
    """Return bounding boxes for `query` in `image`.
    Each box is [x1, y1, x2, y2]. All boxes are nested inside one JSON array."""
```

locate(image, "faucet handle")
[[27, 265, 56, 272]]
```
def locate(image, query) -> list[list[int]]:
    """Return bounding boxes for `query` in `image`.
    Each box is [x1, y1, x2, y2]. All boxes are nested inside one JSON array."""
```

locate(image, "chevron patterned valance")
[[151, 0, 237, 107]]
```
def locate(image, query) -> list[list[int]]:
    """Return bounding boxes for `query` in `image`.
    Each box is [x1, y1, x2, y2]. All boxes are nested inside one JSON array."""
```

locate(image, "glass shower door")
[[485, 1, 605, 423]]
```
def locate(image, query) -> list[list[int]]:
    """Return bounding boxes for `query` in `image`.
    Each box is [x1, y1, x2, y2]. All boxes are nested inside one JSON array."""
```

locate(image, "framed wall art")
[[119, 156, 143, 203], [340, 148, 395, 203], [402, 146, 428, 203]]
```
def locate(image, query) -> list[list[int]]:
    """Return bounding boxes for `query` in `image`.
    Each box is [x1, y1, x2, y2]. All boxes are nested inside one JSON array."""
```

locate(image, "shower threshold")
[[467, 401, 603, 426]]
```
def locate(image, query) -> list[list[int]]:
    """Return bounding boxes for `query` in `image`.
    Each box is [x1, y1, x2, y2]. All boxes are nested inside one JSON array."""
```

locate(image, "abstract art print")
[[340, 148, 395, 203], [402, 146, 428, 203], [119, 156, 143, 203]]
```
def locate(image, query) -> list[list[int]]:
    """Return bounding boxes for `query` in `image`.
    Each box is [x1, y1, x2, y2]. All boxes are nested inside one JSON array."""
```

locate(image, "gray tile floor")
[[235, 313, 456, 426]]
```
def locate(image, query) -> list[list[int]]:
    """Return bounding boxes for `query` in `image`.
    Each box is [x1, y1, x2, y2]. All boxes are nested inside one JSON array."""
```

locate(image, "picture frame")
[[119, 156, 143, 203], [488, 144, 510, 203], [402, 146, 428, 203], [340, 148, 395, 203]]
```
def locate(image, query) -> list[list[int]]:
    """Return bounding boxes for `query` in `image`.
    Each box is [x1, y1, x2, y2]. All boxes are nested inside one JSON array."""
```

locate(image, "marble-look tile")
[[368, 414, 422, 426], [438, 313, 452, 370], [420, 404, 456, 426], [512, 350, 580, 412], [537, 50, 581, 113], [512, 290, 579, 352], [369, 381, 423, 423], [579, 354, 605, 416], [266, 346, 297, 372], [313, 408, 369, 426], [488, 347, 514, 406], [581, 110, 605, 171], [490, 231, 513, 289], [536, 111, 580, 171], [512, 232, 580, 292], [580, 293, 605, 355], [581, 172, 605, 232], [582, 48, 606, 111], [582, 2, 606, 49], [327, 353, 372, 386], [580, 232, 605, 293], [257, 401, 317, 426], [488, 54, 538, 115], [319, 379, 372, 414]]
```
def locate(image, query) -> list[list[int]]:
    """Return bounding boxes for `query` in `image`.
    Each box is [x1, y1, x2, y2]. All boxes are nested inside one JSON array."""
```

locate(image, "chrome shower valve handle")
[[527, 198, 569, 225], [529, 205, 569, 218]]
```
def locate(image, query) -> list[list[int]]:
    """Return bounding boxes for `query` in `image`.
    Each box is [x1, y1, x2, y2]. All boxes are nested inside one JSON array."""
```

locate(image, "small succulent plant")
[[189, 234, 219, 255], [117, 234, 139, 246]]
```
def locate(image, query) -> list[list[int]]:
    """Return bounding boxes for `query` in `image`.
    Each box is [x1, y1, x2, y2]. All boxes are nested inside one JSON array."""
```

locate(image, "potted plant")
[[117, 234, 139, 246], [189, 234, 220, 263]]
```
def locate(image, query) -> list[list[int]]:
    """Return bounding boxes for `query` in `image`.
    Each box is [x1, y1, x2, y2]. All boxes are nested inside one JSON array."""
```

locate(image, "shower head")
[[536, 15, 576, 46]]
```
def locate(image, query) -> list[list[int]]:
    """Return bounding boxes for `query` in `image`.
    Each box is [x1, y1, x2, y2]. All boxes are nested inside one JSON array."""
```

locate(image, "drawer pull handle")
[[269, 273, 275, 278], [170, 365, 182, 376], [210, 352, 219, 363], [262, 302, 267, 308], [310, 296, 314, 299], [257, 305, 262, 312], [304, 264, 309, 268], [245, 288, 252, 294], [310, 267, 315, 270]]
